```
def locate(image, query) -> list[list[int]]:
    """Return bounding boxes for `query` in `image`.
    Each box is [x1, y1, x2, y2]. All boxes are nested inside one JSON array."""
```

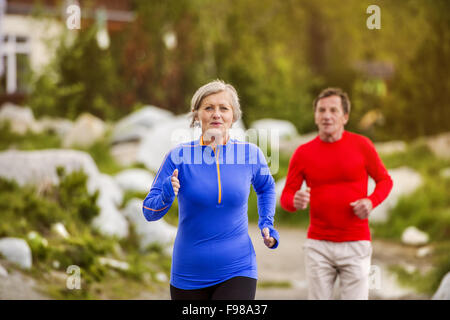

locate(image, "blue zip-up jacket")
[[142, 137, 280, 290]]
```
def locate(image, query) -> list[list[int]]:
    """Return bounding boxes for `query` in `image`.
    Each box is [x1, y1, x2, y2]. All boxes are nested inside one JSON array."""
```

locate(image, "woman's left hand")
[[262, 228, 276, 248]]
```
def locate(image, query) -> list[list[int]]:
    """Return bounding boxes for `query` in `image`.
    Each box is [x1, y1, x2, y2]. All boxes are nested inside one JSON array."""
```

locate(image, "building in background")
[[0, 0, 134, 105]]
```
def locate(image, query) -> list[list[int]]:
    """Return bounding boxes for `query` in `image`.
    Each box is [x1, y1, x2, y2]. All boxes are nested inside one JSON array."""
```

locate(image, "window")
[[0, 34, 31, 94]]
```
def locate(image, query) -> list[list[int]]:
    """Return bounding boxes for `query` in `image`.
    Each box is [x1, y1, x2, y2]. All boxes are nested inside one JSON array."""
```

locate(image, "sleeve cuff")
[[261, 226, 280, 249]]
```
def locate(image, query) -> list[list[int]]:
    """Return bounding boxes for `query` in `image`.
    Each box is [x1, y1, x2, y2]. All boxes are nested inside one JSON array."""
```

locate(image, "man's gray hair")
[[190, 79, 242, 127]]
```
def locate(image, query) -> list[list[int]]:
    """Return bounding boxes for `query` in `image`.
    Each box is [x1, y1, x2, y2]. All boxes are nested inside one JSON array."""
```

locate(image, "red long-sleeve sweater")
[[280, 131, 393, 241]]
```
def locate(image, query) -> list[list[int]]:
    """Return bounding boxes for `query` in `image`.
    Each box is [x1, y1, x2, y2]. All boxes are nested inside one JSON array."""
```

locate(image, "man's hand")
[[262, 227, 276, 248], [171, 169, 180, 196], [293, 187, 311, 210], [350, 198, 373, 220]]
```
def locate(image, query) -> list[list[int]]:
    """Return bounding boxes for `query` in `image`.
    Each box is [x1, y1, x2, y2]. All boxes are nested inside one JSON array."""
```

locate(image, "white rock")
[[137, 113, 198, 172], [416, 246, 433, 258], [426, 132, 450, 160], [51, 223, 70, 239], [98, 173, 123, 206], [92, 174, 128, 239], [35, 116, 74, 139], [27, 231, 48, 247], [279, 132, 318, 155], [122, 198, 177, 250], [440, 167, 450, 179], [250, 119, 298, 139], [275, 178, 286, 205], [98, 257, 130, 271], [92, 196, 129, 239], [62, 113, 106, 148], [110, 141, 140, 167], [0, 103, 36, 134], [0, 149, 101, 195], [374, 140, 407, 155], [432, 272, 450, 300], [401, 226, 429, 246], [112, 106, 174, 144], [0, 264, 8, 277], [114, 169, 154, 193], [369, 166, 423, 222], [155, 272, 168, 282], [0, 238, 32, 270]]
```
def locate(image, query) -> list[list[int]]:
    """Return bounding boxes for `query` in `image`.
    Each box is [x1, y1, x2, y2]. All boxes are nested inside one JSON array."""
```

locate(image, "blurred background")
[[0, 0, 449, 300]]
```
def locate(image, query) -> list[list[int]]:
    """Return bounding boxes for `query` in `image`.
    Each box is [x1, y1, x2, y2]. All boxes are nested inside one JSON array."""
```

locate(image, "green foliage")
[[390, 242, 450, 294], [27, 26, 121, 120], [0, 168, 98, 238], [0, 167, 173, 299], [0, 122, 61, 151]]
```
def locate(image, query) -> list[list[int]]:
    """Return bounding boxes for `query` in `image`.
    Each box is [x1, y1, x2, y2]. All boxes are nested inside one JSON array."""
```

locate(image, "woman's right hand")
[[171, 169, 180, 196]]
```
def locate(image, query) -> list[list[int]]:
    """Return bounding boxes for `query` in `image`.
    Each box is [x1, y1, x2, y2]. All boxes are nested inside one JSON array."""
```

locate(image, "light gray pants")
[[303, 238, 372, 300]]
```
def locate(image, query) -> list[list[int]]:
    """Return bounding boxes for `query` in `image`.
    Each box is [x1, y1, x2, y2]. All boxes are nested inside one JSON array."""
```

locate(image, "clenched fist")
[[262, 227, 276, 248], [350, 198, 372, 220], [171, 169, 180, 196], [293, 187, 311, 210]]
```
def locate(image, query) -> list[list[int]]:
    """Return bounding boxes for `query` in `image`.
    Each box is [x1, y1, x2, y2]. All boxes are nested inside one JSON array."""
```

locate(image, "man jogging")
[[280, 87, 393, 300]]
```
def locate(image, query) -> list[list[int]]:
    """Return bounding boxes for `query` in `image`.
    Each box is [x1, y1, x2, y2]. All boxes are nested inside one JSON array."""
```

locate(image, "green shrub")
[[0, 122, 61, 151]]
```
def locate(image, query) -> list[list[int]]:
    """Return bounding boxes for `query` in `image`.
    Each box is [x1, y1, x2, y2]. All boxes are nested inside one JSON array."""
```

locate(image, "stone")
[[0, 149, 101, 195], [275, 178, 286, 205], [62, 113, 106, 148], [112, 106, 174, 144], [98, 257, 130, 271], [426, 132, 450, 160], [250, 119, 298, 139], [122, 198, 177, 250], [440, 167, 450, 179], [0, 238, 32, 270], [136, 113, 199, 172], [0, 264, 8, 277], [92, 196, 129, 239], [416, 246, 433, 258], [374, 140, 407, 155], [432, 272, 450, 300], [51, 223, 70, 239], [0, 103, 36, 134], [401, 226, 429, 246], [110, 141, 140, 167], [35, 116, 74, 139], [279, 132, 318, 155], [369, 166, 423, 222], [0, 149, 129, 239], [98, 173, 123, 207], [114, 168, 154, 193]]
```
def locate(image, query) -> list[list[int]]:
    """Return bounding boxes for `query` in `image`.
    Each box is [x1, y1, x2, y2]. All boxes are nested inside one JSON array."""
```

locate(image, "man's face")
[[314, 95, 349, 137]]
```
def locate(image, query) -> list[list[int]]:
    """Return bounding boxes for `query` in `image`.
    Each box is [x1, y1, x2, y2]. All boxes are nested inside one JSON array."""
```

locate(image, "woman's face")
[[196, 91, 234, 143]]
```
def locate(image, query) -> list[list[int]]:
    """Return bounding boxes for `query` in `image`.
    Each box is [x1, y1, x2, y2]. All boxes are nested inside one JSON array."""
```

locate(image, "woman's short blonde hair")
[[190, 79, 242, 127]]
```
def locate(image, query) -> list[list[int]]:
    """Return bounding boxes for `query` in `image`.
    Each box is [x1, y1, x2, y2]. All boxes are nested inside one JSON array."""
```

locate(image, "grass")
[[0, 169, 171, 299], [257, 280, 292, 289], [0, 122, 61, 151]]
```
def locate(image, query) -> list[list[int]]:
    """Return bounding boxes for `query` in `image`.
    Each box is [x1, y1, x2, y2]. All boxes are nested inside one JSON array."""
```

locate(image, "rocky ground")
[[0, 224, 431, 300]]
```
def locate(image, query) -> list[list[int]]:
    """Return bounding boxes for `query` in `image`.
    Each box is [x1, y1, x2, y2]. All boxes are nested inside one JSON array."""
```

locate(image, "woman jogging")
[[142, 79, 280, 300]]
